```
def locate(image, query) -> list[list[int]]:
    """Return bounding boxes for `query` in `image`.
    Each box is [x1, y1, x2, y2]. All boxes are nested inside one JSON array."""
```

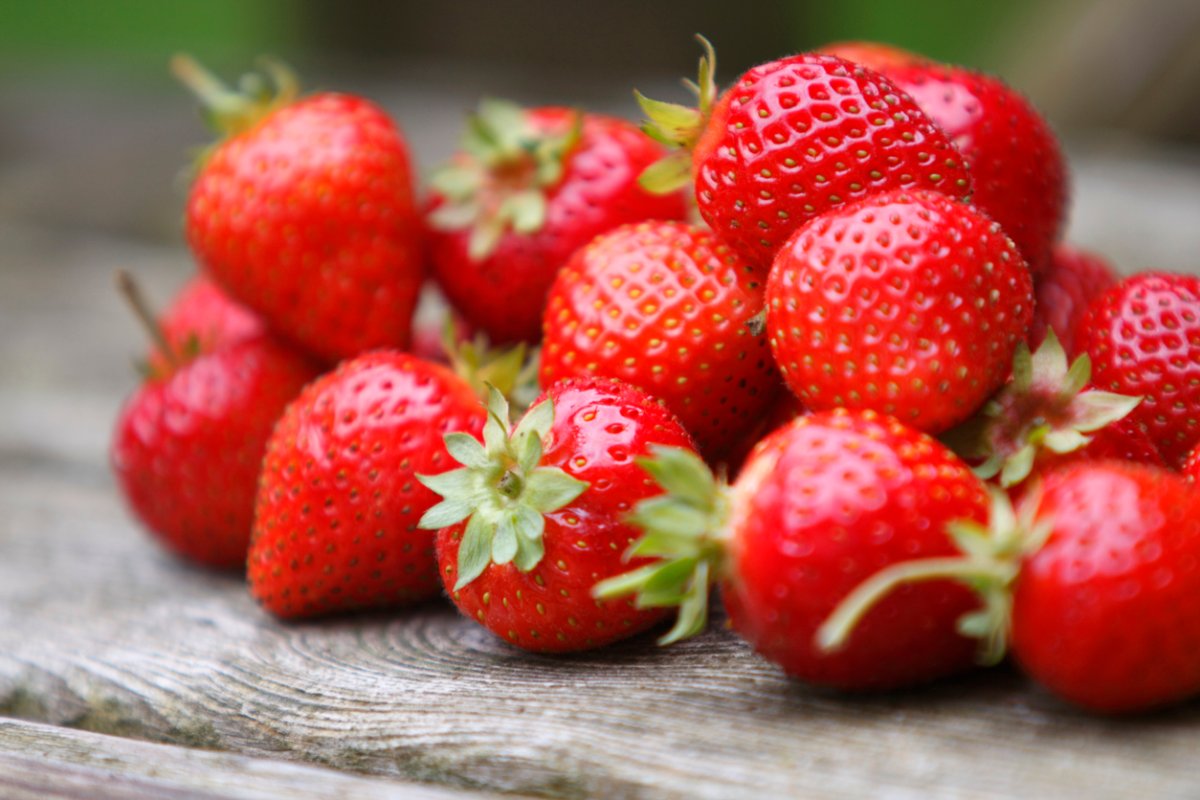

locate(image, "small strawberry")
[[598, 409, 990, 690], [822, 42, 1068, 274], [418, 377, 696, 652], [175, 56, 424, 362], [248, 351, 486, 618], [539, 221, 780, 460], [1183, 442, 1200, 481], [425, 101, 688, 343], [638, 38, 972, 264], [1075, 272, 1200, 467], [1029, 245, 1119, 355], [146, 274, 265, 376], [111, 272, 319, 568], [821, 461, 1200, 713], [766, 189, 1033, 434]]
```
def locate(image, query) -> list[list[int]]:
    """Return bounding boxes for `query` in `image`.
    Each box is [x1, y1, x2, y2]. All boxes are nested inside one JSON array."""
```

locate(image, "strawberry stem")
[[114, 269, 176, 369]]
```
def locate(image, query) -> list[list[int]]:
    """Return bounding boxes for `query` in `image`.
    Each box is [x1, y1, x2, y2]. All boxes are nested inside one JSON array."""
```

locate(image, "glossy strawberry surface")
[[825, 43, 1068, 275], [147, 275, 264, 376], [721, 409, 989, 689], [1029, 245, 1119, 355], [248, 352, 485, 618], [187, 94, 423, 363], [1075, 272, 1200, 467], [692, 54, 972, 265], [436, 377, 695, 652], [112, 335, 319, 568], [1013, 461, 1200, 712], [428, 110, 688, 343], [767, 189, 1033, 433], [539, 221, 779, 460]]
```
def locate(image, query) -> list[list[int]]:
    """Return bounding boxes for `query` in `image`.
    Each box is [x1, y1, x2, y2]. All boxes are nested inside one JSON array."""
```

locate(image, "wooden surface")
[[4, 71, 1200, 797]]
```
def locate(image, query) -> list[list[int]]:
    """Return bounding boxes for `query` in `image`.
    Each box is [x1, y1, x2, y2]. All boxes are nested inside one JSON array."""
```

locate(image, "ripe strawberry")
[[1184, 441, 1200, 481], [418, 377, 696, 652], [111, 274, 319, 568], [248, 352, 486, 618], [176, 57, 424, 362], [1029, 245, 1119, 355], [425, 101, 688, 343], [766, 189, 1033, 434], [538, 221, 780, 460], [146, 274, 264, 376], [819, 460, 1200, 713], [638, 39, 972, 264], [822, 42, 1068, 274], [598, 409, 990, 690], [1075, 272, 1200, 467]]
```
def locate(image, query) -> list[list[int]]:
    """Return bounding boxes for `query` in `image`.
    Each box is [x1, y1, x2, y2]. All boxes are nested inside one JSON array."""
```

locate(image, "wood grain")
[[0, 718, 513, 800], [3, 145, 1200, 798]]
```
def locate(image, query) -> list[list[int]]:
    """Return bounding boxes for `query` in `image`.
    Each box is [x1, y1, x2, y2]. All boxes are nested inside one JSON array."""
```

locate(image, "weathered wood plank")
[[0, 718, 514, 800], [2, 146, 1200, 799]]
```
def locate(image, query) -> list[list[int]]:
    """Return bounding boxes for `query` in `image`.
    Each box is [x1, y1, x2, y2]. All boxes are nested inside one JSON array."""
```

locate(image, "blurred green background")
[[1, 0, 1198, 248]]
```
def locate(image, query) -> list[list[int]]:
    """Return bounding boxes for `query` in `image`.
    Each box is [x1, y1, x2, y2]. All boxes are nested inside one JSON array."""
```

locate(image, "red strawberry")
[[819, 460, 1200, 713], [418, 378, 696, 652], [176, 57, 424, 362], [111, 273, 319, 568], [425, 101, 688, 343], [538, 221, 780, 460], [638, 39, 972, 264], [822, 42, 1068, 274], [147, 275, 264, 375], [248, 352, 486, 618], [1075, 272, 1200, 467], [598, 409, 990, 690], [1029, 245, 1119, 354], [1013, 462, 1200, 712], [766, 189, 1033, 434], [1184, 441, 1200, 481]]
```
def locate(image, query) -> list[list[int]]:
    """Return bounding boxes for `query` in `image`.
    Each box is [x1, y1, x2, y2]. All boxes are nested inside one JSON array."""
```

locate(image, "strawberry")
[[146, 274, 264, 376], [1184, 442, 1200, 481], [766, 189, 1033, 434], [418, 377, 696, 652], [111, 273, 319, 568], [637, 38, 972, 265], [1075, 272, 1200, 467], [425, 101, 688, 343], [598, 409, 990, 690], [175, 57, 424, 363], [538, 220, 780, 460], [822, 42, 1068, 274], [248, 351, 486, 618], [1029, 245, 1119, 355], [819, 460, 1200, 713]]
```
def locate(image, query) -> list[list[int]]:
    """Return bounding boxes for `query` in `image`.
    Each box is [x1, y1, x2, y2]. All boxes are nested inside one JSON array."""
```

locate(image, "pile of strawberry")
[[112, 42, 1200, 715]]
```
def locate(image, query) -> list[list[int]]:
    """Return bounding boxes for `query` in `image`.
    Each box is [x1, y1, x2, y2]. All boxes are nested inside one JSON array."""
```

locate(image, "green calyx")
[[969, 329, 1142, 488], [816, 488, 1053, 666], [171, 54, 299, 139], [427, 99, 583, 261], [441, 319, 541, 413], [636, 34, 719, 195], [417, 387, 588, 591], [592, 446, 730, 645]]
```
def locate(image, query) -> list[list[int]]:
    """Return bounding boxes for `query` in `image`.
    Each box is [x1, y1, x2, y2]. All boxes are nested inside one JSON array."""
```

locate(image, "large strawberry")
[[821, 461, 1200, 713], [111, 273, 319, 568], [248, 351, 485, 618], [175, 56, 424, 362], [637, 38, 972, 264], [1029, 245, 1119, 354], [425, 101, 689, 343], [1075, 272, 1200, 467], [822, 41, 1068, 274], [766, 189, 1033, 434], [418, 377, 696, 652], [598, 409, 990, 690], [538, 221, 780, 460]]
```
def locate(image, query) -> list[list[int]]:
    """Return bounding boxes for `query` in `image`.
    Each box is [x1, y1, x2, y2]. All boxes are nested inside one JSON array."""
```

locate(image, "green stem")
[[114, 269, 176, 368], [170, 54, 247, 120], [815, 557, 1014, 654]]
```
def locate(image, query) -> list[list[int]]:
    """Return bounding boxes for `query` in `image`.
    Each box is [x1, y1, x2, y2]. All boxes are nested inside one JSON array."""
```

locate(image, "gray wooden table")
[[2, 69, 1200, 798]]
